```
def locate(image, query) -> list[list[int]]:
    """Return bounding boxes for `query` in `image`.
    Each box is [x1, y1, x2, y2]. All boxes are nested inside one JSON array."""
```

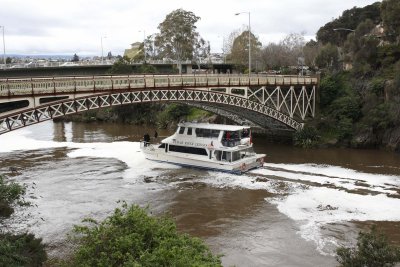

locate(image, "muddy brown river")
[[1, 121, 400, 266]]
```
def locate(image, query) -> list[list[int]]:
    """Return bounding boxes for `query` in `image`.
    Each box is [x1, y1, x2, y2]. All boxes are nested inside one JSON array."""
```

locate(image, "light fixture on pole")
[[235, 12, 251, 75], [139, 30, 146, 63], [0, 26, 5, 65], [101, 36, 107, 64], [333, 28, 355, 32]]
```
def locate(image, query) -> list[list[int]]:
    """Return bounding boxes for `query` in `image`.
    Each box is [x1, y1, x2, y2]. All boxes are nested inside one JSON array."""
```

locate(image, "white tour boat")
[[140, 122, 266, 174]]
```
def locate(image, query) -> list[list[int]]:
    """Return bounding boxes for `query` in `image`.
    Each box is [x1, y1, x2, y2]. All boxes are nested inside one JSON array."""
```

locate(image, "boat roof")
[[178, 122, 250, 131]]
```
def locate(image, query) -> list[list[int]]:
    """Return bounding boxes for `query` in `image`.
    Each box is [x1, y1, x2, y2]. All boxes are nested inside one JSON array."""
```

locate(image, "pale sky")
[[0, 0, 379, 56]]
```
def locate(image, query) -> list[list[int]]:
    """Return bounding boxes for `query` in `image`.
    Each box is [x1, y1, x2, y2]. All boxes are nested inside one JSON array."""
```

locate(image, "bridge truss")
[[0, 74, 318, 135]]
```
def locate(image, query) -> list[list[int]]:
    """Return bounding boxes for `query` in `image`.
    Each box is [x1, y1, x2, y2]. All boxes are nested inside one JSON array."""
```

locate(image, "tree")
[[336, 226, 400, 267], [342, 19, 380, 75], [315, 43, 339, 70], [229, 30, 262, 72], [154, 9, 206, 73], [107, 51, 113, 59], [260, 33, 306, 72], [303, 40, 320, 68], [261, 42, 290, 70], [108, 58, 132, 75], [316, 3, 381, 46], [68, 203, 222, 266], [381, 0, 400, 44], [71, 53, 79, 62]]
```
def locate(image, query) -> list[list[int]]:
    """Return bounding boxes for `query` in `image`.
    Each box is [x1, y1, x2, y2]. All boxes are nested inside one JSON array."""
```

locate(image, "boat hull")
[[142, 144, 264, 174]]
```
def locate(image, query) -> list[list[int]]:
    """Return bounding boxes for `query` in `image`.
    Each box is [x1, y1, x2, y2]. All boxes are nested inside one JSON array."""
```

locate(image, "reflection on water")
[[0, 121, 399, 266]]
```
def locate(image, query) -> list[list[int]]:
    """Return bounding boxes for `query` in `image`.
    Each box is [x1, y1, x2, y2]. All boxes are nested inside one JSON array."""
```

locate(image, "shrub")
[[293, 125, 320, 148], [0, 175, 27, 218], [0, 175, 47, 267], [0, 233, 47, 267], [336, 226, 400, 267], [68, 203, 222, 266]]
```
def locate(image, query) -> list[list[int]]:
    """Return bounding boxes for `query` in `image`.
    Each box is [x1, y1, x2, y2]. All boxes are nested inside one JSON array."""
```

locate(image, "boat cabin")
[[159, 122, 255, 163]]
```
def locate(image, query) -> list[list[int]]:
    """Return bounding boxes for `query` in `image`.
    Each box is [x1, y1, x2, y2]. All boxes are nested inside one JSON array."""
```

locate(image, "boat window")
[[158, 143, 166, 148], [178, 127, 185, 134], [231, 151, 241, 161], [215, 150, 222, 161], [195, 128, 220, 138], [221, 151, 232, 162], [187, 127, 192, 135], [169, 145, 207, 156]]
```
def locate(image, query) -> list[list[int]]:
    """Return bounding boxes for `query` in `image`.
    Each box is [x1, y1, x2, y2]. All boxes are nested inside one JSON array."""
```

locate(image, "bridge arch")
[[0, 89, 303, 135]]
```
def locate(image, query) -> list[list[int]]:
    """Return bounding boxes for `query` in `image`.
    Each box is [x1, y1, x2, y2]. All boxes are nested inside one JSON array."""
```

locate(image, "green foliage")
[[156, 104, 191, 128], [68, 203, 221, 266], [362, 103, 395, 131], [316, 2, 381, 46], [319, 73, 346, 107], [329, 95, 361, 121], [336, 226, 400, 267], [381, 0, 400, 43], [138, 63, 157, 74], [315, 43, 339, 70], [72, 53, 79, 62], [368, 77, 386, 96], [0, 175, 47, 267], [108, 58, 133, 75], [0, 233, 47, 267], [337, 116, 354, 140], [349, 20, 380, 71], [230, 30, 262, 72], [293, 126, 320, 148], [317, 73, 362, 142], [0, 175, 26, 217], [155, 9, 205, 62]]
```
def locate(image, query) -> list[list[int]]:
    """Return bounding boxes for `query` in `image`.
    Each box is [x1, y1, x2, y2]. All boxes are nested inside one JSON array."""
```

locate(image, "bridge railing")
[[0, 74, 318, 98]]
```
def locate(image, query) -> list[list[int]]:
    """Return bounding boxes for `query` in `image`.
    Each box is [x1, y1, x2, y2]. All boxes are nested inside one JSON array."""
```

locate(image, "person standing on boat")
[[226, 131, 231, 147], [208, 141, 214, 159], [143, 133, 150, 147]]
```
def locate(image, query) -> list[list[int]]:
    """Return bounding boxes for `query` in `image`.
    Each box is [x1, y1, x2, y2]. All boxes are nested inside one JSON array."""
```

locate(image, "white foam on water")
[[269, 186, 400, 255], [66, 141, 179, 177], [0, 127, 178, 178], [252, 163, 400, 194], [0, 128, 66, 152], [196, 171, 300, 195]]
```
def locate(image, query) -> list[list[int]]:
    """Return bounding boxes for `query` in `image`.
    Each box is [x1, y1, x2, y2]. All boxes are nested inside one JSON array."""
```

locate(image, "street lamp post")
[[235, 12, 251, 75], [0, 26, 5, 65], [101, 36, 107, 64]]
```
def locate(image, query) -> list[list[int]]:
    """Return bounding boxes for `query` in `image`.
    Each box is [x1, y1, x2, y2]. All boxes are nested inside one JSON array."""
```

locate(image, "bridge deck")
[[0, 74, 318, 98]]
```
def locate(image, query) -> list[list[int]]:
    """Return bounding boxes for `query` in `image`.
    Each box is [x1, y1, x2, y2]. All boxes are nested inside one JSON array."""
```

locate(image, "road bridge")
[[0, 74, 318, 135]]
